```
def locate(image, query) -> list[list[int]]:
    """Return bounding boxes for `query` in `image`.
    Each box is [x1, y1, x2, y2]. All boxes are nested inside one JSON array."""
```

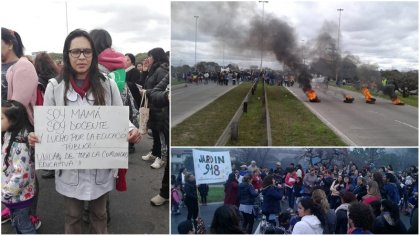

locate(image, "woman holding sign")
[[28, 29, 140, 234]]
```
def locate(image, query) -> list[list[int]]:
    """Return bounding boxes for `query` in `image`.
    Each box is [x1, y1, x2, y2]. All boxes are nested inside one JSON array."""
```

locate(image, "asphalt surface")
[[286, 85, 418, 146], [1, 135, 169, 234], [171, 82, 239, 128]]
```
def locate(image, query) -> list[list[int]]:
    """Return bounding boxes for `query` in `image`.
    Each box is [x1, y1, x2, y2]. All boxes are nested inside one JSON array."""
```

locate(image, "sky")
[[1, 0, 170, 56], [171, 1, 418, 71]]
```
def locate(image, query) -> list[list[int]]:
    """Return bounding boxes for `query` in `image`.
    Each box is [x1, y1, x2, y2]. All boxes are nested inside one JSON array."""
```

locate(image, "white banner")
[[34, 106, 129, 169], [193, 149, 232, 184]]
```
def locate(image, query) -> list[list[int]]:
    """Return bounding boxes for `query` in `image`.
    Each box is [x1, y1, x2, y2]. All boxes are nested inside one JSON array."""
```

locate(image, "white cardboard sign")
[[193, 149, 232, 184], [34, 106, 129, 169]]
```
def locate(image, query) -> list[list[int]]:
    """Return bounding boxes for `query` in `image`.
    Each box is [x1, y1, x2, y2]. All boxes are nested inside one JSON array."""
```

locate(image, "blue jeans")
[[287, 188, 295, 209], [11, 207, 36, 234]]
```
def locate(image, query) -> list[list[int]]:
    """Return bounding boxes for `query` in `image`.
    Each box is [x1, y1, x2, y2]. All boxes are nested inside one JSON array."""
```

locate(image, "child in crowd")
[[1, 100, 37, 234], [172, 183, 182, 215]]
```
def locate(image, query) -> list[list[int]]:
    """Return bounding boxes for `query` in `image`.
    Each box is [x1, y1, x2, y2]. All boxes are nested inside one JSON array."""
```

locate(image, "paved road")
[[2, 136, 169, 234], [171, 82, 239, 128], [286, 85, 418, 146]]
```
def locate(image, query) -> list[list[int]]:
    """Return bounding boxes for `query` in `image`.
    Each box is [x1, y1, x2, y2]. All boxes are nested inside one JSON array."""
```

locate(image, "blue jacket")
[[261, 185, 283, 215], [238, 182, 258, 205], [384, 182, 400, 204]]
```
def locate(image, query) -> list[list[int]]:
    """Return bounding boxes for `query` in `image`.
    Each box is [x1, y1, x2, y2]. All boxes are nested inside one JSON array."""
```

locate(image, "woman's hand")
[[128, 128, 141, 144], [28, 132, 39, 147]]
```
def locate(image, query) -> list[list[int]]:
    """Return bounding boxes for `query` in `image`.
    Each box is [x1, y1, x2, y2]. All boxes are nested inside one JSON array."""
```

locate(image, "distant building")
[[171, 149, 192, 174]]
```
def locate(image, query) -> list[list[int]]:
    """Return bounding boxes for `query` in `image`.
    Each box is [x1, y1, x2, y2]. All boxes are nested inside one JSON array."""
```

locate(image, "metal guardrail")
[[263, 80, 272, 146]]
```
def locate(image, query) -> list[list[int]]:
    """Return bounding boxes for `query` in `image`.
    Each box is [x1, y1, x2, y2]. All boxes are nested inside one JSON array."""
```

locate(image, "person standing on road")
[[28, 29, 140, 234], [261, 175, 283, 226], [2, 27, 41, 230], [141, 48, 169, 169], [198, 184, 209, 206], [33, 52, 59, 180], [303, 168, 318, 197], [224, 172, 239, 207], [1, 100, 37, 234], [238, 174, 258, 234], [184, 173, 199, 221]]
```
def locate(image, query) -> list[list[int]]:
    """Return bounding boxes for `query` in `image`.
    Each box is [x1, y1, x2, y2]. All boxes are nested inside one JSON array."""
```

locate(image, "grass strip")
[[172, 83, 252, 146], [267, 86, 347, 146], [227, 82, 267, 146]]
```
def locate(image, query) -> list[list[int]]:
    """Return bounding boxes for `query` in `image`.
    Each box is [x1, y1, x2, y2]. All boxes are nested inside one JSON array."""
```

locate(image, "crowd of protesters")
[[177, 160, 418, 234], [1, 27, 169, 234]]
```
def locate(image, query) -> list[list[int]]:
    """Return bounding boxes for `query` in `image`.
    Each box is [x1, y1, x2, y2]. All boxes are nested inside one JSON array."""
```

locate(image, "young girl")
[[1, 100, 36, 234]]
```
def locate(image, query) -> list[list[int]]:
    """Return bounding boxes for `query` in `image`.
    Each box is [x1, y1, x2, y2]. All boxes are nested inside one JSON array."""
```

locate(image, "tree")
[[135, 52, 148, 64]]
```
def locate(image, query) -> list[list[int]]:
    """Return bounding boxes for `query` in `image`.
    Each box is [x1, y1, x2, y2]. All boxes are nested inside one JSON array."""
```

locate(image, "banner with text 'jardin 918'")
[[34, 106, 129, 170], [193, 149, 232, 184]]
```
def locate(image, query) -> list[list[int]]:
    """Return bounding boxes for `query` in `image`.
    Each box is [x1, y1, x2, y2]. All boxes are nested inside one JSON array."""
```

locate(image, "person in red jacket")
[[224, 173, 239, 206], [252, 169, 263, 191], [285, 167, 298, 210]]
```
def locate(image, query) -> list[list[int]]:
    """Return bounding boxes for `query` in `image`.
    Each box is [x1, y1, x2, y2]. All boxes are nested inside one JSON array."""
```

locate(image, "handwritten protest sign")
[[34, 106, 129, 170], [193, 149, 232, 184]]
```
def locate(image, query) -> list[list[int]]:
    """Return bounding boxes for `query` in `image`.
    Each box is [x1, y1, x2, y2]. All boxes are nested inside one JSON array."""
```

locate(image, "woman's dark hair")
[[2, 100, 33, 169], [381, 199, 400, 222], [369, 200, 382, 217], [299, 198, 326, 228], [262, 175, 274, 188], [210, 205, 244, 234], [225, 172, 237, 192], [61, 29, 105, 105], [89, 29, 112, 55], [373, 172, 384, 187], [178, 220, 194, 234], [1, 27, 24, 58], [348, 202, 374, 231], [147, 47, 168, 75], [34, 52, 59, 89], [148, 47, 168, 64], [340, 191, 356, 204], [125, 53, 136, 65], [385, 173, 397, 183]]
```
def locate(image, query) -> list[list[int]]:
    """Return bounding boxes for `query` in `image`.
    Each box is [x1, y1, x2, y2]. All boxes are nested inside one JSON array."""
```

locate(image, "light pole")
[[194, 15, 199, 70], [336, 8, 343, 83], [259, 1, 268, 71], [301, 39, 305, 65], [65, 1, 69, 35]]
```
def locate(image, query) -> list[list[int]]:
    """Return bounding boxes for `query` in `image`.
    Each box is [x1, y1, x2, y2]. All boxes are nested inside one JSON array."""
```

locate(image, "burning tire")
[[343, 97, 354, 103], [309, 97, 321, 103]]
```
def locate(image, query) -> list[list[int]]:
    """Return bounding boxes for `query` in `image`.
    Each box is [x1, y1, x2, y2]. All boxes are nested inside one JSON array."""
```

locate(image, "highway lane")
[[171, 82, 238, 128], [286, 85, 418, 146]]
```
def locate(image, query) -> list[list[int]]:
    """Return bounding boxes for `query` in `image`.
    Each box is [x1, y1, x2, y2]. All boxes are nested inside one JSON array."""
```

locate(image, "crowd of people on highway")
[[176, 160, 418, 234], [1, 27, 169, 234]]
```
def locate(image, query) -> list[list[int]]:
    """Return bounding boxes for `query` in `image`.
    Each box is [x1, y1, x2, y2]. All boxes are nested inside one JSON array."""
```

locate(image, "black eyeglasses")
[[68, 48, 93, 58]]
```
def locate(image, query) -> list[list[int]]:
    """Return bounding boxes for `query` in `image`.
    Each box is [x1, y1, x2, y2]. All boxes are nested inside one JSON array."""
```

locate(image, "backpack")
[[35, 84, 45, 106], [107, 68, 126, 92]]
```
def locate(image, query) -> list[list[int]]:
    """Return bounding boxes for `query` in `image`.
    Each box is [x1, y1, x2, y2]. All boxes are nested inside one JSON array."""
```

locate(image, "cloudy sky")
[[172, 1, 418, 71], [1, 0, 170, 56]]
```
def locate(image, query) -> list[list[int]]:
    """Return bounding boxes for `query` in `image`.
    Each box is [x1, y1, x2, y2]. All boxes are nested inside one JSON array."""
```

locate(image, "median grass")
[[227, 83, 267, 146], [171, 83, 252, 146], [267, 86, 347, 146]]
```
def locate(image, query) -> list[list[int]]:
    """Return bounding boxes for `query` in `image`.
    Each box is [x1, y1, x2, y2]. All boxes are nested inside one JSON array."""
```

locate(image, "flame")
[[362, 87, 376, 104], [392, 97, 405, 105], [305, 89, 320, 102]]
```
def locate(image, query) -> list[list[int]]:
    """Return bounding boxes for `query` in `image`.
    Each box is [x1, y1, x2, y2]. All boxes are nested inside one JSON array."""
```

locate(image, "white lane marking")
[[285, 87, 357, 146], [395, 120, 418, 130]]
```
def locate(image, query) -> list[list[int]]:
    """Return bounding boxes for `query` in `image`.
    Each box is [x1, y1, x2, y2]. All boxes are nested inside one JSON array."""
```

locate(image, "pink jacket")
[[285, 172, 298, 188], [6, 57, 38, 125]]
